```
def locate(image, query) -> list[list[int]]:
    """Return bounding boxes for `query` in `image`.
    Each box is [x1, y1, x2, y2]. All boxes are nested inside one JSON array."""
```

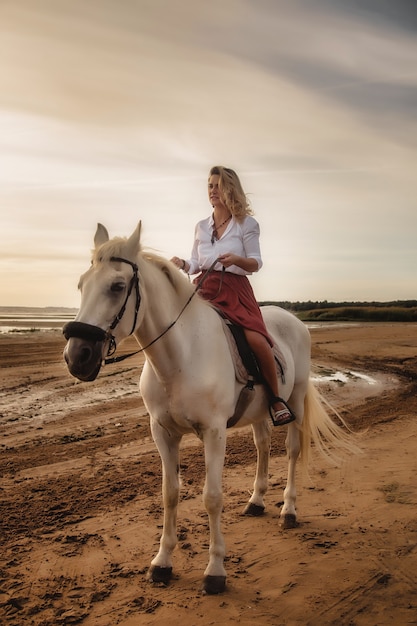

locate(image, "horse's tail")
[[299, 380, 362, 471]]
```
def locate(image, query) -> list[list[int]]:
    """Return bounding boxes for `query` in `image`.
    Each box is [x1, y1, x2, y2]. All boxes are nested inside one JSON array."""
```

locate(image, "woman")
[[171, 165, 294, 426]]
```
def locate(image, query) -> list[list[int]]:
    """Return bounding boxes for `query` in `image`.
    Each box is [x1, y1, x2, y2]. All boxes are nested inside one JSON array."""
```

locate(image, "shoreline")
[[2, 318, 415, 333]]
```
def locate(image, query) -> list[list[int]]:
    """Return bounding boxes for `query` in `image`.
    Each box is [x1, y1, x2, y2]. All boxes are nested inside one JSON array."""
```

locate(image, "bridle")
[[63, 256, 141, 363], [63, 256, 224, 366]]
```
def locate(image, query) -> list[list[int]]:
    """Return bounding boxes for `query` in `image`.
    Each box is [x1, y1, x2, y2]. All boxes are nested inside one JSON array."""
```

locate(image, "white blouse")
[[186, 214, 263, 276]]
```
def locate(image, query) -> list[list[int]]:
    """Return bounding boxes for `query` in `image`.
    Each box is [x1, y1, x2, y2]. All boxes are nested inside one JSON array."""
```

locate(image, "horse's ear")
[[94, 223, 109, 248], [126, 221, 142, 257]]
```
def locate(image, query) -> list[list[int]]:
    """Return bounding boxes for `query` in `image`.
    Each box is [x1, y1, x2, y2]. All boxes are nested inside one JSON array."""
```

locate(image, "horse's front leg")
[[147, 419, 181, 585], [202, 426, 227, 595], [243, 418, 271, 516]]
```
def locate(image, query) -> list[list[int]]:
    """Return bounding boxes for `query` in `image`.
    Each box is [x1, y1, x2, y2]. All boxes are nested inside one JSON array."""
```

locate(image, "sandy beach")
[[1, 323, 416, 625]]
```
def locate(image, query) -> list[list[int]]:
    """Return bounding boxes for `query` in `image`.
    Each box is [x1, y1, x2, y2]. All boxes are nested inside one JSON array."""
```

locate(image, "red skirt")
[[194, 271, 273, 347]]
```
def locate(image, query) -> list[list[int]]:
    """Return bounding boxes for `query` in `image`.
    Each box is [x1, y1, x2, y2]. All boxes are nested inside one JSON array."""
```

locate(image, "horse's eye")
[[111, 282, 125, 293]]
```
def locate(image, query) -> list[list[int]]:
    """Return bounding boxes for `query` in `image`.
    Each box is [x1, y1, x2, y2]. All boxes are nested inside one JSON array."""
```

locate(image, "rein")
[[63, 256, 223, 366]]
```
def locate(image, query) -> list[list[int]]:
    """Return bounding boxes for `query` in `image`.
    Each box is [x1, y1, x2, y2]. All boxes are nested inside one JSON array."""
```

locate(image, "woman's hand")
[[217, 253, 238, 268], [218, 253, 258, 272], [171, 256, 189, 272]]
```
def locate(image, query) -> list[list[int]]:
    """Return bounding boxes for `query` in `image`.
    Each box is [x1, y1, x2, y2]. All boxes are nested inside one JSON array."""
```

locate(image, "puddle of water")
[[311, 368, 377, 385], [348, 370, 377, 385]]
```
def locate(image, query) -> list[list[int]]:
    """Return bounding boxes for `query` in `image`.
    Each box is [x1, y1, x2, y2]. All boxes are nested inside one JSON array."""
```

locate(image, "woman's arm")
[[218, 217, 262, 272]]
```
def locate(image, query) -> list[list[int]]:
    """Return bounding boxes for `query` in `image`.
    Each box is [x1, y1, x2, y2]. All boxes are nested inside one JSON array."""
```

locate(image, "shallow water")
[[0, 307, 77, 333], [0, 307, 361, 334], [311, 368, 377, 385]]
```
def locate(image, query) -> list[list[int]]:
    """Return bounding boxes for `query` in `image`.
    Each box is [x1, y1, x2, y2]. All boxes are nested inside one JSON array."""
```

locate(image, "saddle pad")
[[221, 318, 286, 385]]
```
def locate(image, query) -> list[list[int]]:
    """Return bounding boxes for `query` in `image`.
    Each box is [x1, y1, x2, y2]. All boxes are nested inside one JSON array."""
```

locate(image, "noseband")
[[63, 256, 141, 358]]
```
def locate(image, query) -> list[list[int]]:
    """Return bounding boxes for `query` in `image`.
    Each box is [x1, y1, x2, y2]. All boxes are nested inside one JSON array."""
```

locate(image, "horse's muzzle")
[[63, 322, 106, 382], [63, 336, 104, 381]]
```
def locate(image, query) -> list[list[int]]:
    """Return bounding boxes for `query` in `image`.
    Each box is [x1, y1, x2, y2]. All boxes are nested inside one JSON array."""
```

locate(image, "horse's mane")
[[92, 238, 196, 302], [141, 249, 196, 301]]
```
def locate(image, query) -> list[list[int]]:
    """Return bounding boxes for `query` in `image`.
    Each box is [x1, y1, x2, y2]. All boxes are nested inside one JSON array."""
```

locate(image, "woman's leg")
[[244, 329, 294, 425], [244, 330, 278, 397]]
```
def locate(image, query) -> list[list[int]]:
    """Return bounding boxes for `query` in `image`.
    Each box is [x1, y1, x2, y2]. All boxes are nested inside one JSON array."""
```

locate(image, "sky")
[[1, 0, 416, 307]]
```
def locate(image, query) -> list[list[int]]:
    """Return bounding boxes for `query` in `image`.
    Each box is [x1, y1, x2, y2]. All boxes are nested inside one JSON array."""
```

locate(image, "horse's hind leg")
[[147, 422, 181, 585], [243, 419, 271, 516], [281, 388, 305, 529]]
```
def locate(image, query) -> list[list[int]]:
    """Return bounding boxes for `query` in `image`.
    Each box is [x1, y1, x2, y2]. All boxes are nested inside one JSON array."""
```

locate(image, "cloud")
[[0, 0, 416, 305]]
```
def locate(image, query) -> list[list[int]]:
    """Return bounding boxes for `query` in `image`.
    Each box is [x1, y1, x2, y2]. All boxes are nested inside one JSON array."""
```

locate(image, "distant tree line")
[[259, 300, 417, 322]]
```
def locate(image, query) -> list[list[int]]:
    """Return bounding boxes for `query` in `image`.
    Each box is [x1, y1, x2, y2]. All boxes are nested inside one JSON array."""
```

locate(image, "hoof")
[[281, 513, 298, 529], [203, 575, 226, 595], [242, 502, 265, 517], [147, 565, 173, 585]]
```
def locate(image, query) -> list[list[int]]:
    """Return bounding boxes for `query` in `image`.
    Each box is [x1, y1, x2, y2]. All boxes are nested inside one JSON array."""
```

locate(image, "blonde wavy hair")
[[209, 166, 253, 221]]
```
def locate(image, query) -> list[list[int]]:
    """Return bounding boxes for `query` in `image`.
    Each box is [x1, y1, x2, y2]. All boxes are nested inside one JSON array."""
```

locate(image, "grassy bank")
[[260, 300, 417, 322]]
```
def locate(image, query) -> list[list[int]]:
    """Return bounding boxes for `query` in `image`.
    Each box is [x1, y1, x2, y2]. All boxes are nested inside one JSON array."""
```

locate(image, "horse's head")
[[63, 222, 142, 381]]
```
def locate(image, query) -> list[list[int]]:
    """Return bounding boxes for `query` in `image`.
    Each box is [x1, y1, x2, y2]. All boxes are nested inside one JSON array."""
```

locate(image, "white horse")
[[63, 222, 358, 595]]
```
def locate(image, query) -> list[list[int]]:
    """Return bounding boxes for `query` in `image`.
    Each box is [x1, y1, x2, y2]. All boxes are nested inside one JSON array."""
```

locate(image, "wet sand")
[[1, 323, 416, 625]]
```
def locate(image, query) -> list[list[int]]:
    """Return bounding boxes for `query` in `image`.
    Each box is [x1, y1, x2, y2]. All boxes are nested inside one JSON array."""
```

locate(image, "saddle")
[[220, 318, 287, 428], [221, 318, 286, 385]]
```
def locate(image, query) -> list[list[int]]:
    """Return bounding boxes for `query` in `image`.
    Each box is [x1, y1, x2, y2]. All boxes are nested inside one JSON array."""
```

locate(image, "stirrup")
[[269, 396, 296, 426]]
